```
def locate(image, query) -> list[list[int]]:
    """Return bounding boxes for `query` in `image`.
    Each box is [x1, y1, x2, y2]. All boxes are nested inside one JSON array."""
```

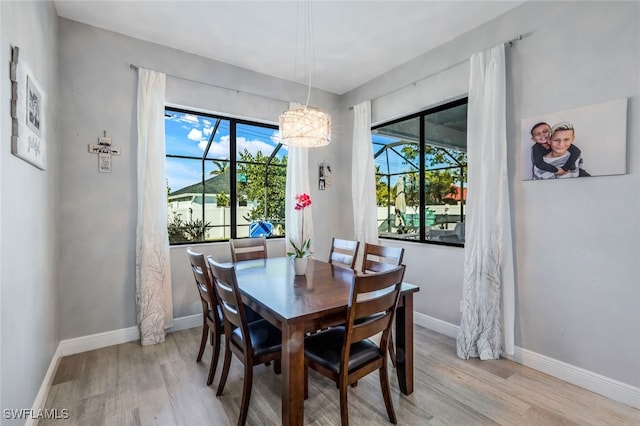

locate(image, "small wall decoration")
[[318, 161, 332, 190], [520, 98, 627, 181], [88, 131, 121, 173], [10, 46, 47, 170]]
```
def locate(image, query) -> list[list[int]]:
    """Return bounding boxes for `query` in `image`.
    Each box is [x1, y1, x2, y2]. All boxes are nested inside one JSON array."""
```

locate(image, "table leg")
[[395, 293, 414, 395], [281, 321, 305, 425]]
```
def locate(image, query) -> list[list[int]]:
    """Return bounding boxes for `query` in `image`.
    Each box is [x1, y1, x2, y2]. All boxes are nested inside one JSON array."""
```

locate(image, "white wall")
[[56, 18, 347, 340], [0, 1, 60, 422], [343, 1, 640, 388]]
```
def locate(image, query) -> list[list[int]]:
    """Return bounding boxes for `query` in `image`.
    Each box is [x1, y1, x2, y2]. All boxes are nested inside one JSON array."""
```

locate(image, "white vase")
[[294, 257, 308, 275]]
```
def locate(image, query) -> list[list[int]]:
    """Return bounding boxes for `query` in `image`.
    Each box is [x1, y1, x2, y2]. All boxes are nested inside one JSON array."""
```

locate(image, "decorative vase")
[[294, 257, 308, 275]]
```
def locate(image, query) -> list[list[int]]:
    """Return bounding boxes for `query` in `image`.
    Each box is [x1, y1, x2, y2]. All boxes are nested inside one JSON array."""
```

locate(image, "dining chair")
[[303, 265, 406, 426], [229, 238, 266, 323], [186, 247, 223, 386], [361, 243, 405, 367], [361, 243, 405, 274], [230, 237, 267, 262], [207, 256, 282, 426], [328, 237, 360, 270]]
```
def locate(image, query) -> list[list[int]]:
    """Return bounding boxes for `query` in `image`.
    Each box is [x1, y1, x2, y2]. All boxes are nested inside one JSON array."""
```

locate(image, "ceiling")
[[53, 1, 524, 95]]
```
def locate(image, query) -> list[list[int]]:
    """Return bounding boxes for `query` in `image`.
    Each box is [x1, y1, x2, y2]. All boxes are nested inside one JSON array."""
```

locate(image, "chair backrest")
[[206, 256, 251, 343], [230, 237, 267, 262], [361, 243, 405, 274], [187, 247, 217, 311], [344, 265, 406, 355], [328, 237, 360, 269]]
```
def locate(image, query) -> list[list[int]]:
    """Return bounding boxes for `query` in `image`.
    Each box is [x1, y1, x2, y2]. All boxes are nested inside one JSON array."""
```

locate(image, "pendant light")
[[279, 1, 331, 147]]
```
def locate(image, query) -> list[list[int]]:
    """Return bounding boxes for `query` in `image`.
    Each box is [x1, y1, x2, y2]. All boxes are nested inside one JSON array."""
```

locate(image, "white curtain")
[[136, 68, 173, 345], [457, 45, 515, 360], [351, 100, 378, 246], [285, 104, 314, 254]]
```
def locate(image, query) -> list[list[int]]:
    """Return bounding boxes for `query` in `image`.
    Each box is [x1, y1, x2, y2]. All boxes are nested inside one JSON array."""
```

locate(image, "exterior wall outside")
[[0, 1, 60, 422], [342, 1, 640, 388]]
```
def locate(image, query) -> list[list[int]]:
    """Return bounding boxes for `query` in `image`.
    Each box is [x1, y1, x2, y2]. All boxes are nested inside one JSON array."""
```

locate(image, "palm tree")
[[209, 160, 229, 176]]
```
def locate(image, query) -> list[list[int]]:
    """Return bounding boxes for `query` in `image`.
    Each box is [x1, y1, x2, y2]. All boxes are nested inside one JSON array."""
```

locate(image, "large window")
[[372, 98, 467, 246], [165, 107, 287, 244]]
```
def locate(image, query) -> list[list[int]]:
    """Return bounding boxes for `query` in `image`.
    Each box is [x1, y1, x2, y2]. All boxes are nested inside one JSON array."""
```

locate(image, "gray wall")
[[56, 18, 348, 340], [343, 1, 640, 387], [0, 1, 60, 422]]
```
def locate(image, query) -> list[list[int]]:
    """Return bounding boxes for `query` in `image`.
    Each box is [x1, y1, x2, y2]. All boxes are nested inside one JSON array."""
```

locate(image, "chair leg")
[[339, 378, 350, 426], [273, 359, 281, 375], [238, 363, 254, 426], [197, 323, 208, 362], [216, 343, 232, 395], [388, 333, 397, 368], [379, 364, 397, 424], [207, 331, 221, 386]]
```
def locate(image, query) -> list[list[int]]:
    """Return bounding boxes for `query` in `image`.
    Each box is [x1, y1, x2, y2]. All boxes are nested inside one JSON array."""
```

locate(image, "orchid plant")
[[287, 193, 313, 259]]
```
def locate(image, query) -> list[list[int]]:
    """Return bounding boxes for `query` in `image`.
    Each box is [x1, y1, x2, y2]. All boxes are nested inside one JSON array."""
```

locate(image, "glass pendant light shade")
[[279, 106, 331, 147]]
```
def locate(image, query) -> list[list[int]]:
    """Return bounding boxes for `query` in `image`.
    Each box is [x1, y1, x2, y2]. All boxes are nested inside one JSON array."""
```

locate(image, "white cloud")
[[237, 136, 276, 156], [188, 128, 203, 141], [181, 114, 199, 124]]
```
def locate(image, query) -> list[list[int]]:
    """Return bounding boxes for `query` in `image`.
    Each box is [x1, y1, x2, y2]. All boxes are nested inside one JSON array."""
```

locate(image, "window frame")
[[165, 106, 285, 245], [372, 97, 468, 247]]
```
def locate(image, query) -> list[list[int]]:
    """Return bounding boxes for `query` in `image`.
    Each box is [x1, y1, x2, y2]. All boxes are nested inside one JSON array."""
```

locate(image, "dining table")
[[233, 256, 420, 426]]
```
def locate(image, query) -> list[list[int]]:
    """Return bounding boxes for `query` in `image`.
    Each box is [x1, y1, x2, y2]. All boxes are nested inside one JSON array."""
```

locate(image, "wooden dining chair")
[[361, 243, 405, 274], [230, 237, 267, 262], [229, 238, 267, 323], [303, 265, 406, 426], [186, 248, 223, 386], [328, 237, 360, 269], [361, 243, 405, 367], [207, 256, 282, 426]]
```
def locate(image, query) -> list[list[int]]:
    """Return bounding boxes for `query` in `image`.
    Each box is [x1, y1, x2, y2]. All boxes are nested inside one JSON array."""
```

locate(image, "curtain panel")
[[285, 103, 314, 255], [351, 100, 378, 247], [457, 45, 515, 360], [136, 68, 173, 345]]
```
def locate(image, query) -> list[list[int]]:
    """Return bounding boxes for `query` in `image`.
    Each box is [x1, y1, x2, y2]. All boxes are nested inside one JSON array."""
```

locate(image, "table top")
[[233, 257, 419, 324]]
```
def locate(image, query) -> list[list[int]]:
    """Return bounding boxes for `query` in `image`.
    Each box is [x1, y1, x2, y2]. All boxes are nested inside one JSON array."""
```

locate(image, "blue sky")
[[165, 110, 286, 192]]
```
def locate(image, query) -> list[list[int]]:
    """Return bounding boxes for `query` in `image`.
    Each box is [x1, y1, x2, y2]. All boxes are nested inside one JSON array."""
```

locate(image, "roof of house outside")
[[169, 171, 230, 197]]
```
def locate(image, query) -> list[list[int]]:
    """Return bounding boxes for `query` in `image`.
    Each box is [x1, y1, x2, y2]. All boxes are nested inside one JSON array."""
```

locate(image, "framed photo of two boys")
[[520, 98, 627, 181]]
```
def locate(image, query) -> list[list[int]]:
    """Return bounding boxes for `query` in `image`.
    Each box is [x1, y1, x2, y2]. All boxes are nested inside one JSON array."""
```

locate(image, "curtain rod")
[[129, 64, 290, 105], [349, 34, 524, 110]]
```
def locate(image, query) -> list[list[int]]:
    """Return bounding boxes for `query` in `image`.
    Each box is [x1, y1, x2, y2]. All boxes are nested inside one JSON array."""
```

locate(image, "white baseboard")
[[57, 313, 201, 357], [26, 346, 63, 426], [507, 346, 640, 409], [413, 313, 640, 409], [414, 310, 459, 338]]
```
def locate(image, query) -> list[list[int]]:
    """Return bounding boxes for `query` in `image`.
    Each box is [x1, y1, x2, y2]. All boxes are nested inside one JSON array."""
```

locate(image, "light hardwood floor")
[[41, 326, 639, 425]]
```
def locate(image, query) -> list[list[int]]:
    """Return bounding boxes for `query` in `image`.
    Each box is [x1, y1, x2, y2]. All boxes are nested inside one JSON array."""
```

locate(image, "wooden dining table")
[[233, 256, 420, 426]]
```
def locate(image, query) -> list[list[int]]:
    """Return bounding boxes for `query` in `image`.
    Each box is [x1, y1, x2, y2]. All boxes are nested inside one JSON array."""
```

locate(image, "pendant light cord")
[[304, 0, 313, 110]]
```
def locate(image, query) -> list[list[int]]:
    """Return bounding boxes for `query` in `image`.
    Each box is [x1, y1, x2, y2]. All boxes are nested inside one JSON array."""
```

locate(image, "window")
[[165, 107, 287, 244], [372, 98, 467, 246]]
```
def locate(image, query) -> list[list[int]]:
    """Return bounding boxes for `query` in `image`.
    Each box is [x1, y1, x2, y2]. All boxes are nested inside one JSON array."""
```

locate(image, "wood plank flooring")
[[40, 326, 639, 425]]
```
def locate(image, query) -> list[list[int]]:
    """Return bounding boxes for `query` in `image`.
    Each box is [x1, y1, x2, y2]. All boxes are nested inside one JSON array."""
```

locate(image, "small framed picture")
[[10, 50, 47, 170], [319, 162, 332, 190]]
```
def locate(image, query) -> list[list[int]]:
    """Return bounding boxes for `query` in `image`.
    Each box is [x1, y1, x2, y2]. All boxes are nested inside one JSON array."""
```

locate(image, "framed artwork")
[[520, 98, 627, 181], [10, 46, 47, 170], [318, 162, 332, 190]]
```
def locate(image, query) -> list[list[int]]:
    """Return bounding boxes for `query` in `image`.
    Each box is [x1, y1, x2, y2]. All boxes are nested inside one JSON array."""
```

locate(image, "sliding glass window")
[[372, 98, 468, 246], [165, 107, 287, 244]]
